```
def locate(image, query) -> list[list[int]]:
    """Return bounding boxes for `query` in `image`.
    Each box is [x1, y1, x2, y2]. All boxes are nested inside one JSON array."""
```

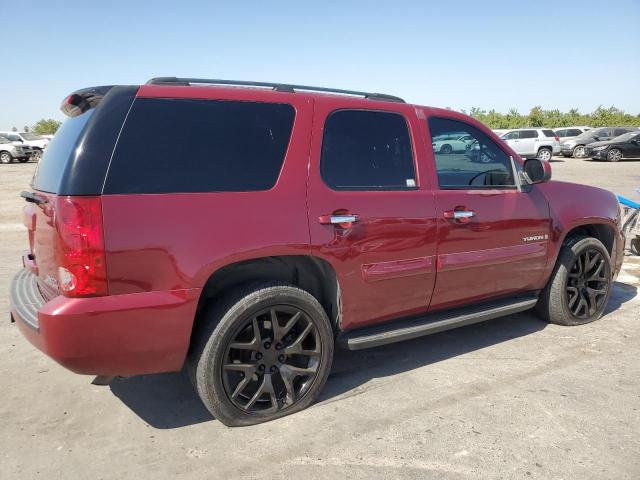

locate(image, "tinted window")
[[520, 130, 538, 139], [105, 98, 295, 194], [555, 129, 568, 137], [321, 110, 416, 190], [542, 129, 556, 137], [567, 129, 582, 136], [428, 117, 515, 189], [503, 131, 519, 140], [614, 128, 629, 136], [31, 109, 94, 193]]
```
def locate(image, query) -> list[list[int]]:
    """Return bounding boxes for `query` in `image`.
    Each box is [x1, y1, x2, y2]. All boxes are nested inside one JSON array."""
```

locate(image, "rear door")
[[422, 114, 550, 311], [307, 99, 438, 330], [518, 130, 538, 156]]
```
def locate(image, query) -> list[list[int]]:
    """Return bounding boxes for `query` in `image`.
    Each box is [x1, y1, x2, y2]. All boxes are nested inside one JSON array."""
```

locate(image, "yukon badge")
[[523, 234, 549, 243]]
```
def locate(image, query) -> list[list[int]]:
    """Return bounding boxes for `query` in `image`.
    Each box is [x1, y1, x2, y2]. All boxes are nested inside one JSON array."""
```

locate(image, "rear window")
[[542, 129, 556, 137], [31, 109, 94, 193], [520, 130, 538, 139], [104, 98, 295, 194]]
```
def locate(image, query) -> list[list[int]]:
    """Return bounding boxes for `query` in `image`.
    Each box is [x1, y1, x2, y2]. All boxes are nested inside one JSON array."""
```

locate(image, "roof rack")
[[146, 77, 405, 103]]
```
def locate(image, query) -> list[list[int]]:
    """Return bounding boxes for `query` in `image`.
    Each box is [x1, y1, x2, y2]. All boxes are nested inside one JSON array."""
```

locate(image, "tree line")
[[464, 106, 640, 129]]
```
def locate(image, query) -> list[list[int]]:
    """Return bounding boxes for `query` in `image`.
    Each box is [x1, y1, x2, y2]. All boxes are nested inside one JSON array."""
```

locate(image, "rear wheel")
[[440, 144, 453, 154], [188, 283, 334, 426], [536, 147, 552, 161], [606, 148, 622, 162], [536, 237, 612, 326], [0, 151, 12, 164], [572, 145, 585, 158], [31, 150, 42, 162]]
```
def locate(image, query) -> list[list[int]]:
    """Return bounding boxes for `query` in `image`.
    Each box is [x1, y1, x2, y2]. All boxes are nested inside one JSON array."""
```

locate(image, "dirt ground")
[[1, 158, 639, 479]]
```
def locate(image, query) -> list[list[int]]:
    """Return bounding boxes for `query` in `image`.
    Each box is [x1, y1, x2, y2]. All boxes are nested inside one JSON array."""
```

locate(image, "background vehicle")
[[10, 78, 624, 426], [554, 126, 591, 144], [500, 128, 560, 160], [560, 127, 639, 158], [0, 131, 48, 161], [586, 131, 640, 162], [432, 133, 474, 153], [617, 190, 640, 255], [0, 136, 31, 163]]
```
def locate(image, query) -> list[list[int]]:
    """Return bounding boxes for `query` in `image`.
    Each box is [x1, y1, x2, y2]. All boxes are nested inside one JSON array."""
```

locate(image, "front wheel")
[[0, 151, 12, 164], [607, 148, 622, 162], [440, 144, 453, 154], [188, 283, 334, 426], [536, 237, 612, 326]]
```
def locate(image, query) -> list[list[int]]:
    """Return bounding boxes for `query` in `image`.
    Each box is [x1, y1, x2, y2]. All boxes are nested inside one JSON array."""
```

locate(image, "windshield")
[[20, 132, 42, 140]]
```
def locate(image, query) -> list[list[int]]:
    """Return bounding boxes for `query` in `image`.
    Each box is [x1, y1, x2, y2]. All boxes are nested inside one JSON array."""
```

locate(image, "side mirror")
[[521, 158, 551, 185]]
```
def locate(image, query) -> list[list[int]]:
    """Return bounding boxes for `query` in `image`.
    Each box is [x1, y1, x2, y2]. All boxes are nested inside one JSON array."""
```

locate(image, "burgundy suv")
[[10, 78, 624, 426]]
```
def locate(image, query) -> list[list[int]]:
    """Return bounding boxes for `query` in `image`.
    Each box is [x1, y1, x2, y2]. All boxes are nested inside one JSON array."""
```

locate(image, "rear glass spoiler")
[[60, 86, 114, 117]]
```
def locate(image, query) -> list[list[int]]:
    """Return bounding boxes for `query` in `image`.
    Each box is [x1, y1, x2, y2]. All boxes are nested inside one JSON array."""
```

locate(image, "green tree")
[[32, 119, 62, 135]]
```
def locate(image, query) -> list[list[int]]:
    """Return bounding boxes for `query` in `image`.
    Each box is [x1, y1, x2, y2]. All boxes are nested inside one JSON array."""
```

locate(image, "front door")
[[423, 115, 551, 311], [307, 100, 438, 330]]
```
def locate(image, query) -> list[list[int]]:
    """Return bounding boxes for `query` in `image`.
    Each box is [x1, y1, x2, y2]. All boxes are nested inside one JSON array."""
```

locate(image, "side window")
[[503, 131, 519, 140], [567, 129, 581, 136], [321, 110, 416, 190], [556, 129, 567, 137], [520, 130, 538, 139], [613, 128, 628, 137], [542, 129, 556, 137], [428, 117, 515, 190], [8, 134, 20, 141], [105, 98, 295, 194]]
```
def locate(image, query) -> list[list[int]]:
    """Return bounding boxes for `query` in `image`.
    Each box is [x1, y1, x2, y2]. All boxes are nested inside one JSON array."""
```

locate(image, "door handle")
[[319, 213, 360, 226], [443, 209, 475, 224]]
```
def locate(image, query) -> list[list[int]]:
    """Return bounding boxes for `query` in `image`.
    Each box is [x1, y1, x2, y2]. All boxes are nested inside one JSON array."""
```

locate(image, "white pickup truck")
[[0, 131, 49, 161]]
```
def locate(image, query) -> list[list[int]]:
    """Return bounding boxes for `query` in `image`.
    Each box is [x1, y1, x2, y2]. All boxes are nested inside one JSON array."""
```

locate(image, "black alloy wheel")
[[565, 248, 610, 319], [222, 305, 322, 414]]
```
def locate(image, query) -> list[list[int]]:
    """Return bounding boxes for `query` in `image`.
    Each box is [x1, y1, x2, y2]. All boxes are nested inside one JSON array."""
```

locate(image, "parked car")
[[432, 133, 474, 153], [554, 126, 591, 145], [10, 78, 624, 426], [0, 136, 31, 164], [0, 131, 49, 161], [500, 128, 560, 161], [560, 126, 639, 158], [585, 131, 640, 162]]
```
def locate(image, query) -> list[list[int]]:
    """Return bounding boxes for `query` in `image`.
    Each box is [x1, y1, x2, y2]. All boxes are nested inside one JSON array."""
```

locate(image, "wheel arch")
[[192, 255, 341, 342]]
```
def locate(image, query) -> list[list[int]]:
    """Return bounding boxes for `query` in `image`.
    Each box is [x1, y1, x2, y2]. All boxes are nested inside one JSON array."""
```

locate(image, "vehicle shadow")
[[110, 281, 637, 429]]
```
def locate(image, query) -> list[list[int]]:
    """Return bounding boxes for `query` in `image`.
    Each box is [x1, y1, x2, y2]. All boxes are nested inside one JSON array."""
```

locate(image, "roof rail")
[[146, 77, 405, 103]]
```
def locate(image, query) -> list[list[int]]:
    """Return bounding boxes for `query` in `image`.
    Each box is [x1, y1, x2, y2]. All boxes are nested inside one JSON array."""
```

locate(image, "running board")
[[338, 295, 539, 350]]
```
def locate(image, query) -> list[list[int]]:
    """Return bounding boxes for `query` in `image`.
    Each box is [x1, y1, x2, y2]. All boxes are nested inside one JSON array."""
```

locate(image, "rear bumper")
[[10, 269, 201, 376]]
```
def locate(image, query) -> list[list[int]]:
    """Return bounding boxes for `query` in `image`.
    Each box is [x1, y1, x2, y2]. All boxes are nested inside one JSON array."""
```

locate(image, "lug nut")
[[258, 364, 265, 371], [256, 352, 263, 360], [278, 355, 285, 362], [275, 343, 282, 350], [264, 342, 271, 349], [270, 366, 277, 373]]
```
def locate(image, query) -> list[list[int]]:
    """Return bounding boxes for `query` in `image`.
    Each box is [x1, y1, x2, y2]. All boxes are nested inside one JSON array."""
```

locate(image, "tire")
[[572, 145, 585, 158], [0, 151, 12, 164], [536, 147, 552, 161], [188, 282, 334, 426], [31, 150, 42, 162], [440, 144, 453, 154], [536, 236, 612, 326], [606, 148, 622, 162]]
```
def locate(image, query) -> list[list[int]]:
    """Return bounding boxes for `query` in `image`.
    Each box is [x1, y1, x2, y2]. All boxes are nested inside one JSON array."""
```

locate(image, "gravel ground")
[[1, 158, 639, 479]]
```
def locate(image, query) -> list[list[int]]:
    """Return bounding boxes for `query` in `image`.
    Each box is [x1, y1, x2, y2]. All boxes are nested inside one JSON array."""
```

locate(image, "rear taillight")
[[555, 136, 560, 142], [55, 196, 107, 297]]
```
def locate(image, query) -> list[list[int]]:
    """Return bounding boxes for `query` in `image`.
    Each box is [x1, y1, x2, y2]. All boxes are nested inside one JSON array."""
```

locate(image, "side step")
[[338, 294, 539, 350]]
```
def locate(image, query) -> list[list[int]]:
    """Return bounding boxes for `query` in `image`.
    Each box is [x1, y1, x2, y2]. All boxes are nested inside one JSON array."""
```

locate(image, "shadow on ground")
[[110, 281, 637, 429]]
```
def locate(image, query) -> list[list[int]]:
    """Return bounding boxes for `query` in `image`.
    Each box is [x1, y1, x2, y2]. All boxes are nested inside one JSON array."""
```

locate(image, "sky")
[[1, 0, 639, 130]]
